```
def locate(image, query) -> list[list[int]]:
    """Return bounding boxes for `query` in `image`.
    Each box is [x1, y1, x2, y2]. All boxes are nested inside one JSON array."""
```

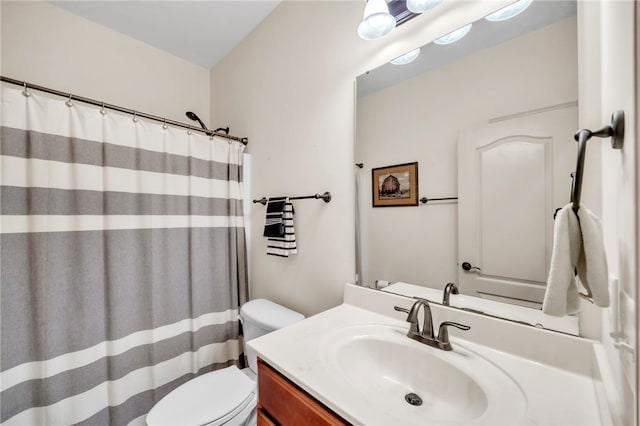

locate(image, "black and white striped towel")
[[264, 197, 297, 257], [263, 198, 286, 238]]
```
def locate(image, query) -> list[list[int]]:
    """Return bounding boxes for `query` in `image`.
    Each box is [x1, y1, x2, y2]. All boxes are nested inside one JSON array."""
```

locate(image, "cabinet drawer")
[[257, 408, 276, 426], [257, 358, 348, 426]]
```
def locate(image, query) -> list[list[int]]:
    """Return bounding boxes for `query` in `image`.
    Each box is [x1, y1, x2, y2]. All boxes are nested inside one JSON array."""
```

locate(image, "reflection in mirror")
[[355, 1, 578, 334]]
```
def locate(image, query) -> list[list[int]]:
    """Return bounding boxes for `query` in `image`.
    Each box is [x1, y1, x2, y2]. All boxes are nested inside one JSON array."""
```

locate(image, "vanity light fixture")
[[485, 0, 533, 22], [406, 0, 443, 14], [390, 48, 421, 65], [358, 0, 397, 40], [433, 23, 472, 45]]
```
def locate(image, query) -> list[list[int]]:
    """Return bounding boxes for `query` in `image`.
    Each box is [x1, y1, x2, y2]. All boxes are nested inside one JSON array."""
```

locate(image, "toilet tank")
[[239, 299, 304, 373]]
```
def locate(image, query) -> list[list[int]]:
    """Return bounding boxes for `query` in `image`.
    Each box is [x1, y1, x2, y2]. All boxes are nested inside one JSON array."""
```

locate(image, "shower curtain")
[[0, 84, 248, 425]]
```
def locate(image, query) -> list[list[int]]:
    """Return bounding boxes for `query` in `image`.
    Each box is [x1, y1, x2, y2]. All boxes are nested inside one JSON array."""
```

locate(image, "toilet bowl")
[[146, 299, 304, 426]]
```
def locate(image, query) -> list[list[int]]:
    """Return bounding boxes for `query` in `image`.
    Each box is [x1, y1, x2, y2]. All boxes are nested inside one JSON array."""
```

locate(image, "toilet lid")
[[240, 298, 305, 331], [146, 366, 256, 426]]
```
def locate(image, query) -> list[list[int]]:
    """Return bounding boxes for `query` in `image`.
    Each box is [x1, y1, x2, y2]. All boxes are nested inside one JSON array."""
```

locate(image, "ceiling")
[[49, 1, 281, 69]]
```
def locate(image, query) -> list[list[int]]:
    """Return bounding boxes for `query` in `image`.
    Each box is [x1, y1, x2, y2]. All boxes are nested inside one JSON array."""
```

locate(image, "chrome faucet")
[[395, 298, 470, 351], [442, 282, 459, 306]]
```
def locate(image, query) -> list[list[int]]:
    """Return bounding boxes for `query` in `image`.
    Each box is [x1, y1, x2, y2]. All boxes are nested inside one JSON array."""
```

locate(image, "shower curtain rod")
[[0, 75, 249, 145]]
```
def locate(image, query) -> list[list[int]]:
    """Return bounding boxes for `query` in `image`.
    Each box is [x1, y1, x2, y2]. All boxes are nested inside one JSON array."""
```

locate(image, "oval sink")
[[321, 324, 527, 425]]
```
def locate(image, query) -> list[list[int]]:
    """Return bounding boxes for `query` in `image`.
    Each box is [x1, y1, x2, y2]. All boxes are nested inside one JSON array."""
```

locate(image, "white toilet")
[[146, 299, 304, 426]]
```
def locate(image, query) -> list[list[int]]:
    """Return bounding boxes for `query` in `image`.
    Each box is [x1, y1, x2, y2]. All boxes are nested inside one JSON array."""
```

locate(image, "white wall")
[[1, 1, 210, 123], [578, 2, 638, 424], [209, 0, 512, 316], [356, 18, 577, 289]]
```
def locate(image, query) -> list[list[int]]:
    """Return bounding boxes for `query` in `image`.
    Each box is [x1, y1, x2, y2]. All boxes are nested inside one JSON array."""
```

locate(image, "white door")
[[458, 106, 577, 308]]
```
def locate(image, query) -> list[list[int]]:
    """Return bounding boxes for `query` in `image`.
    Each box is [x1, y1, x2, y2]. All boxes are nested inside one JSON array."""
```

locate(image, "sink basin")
[[321, 324, 527, 425]]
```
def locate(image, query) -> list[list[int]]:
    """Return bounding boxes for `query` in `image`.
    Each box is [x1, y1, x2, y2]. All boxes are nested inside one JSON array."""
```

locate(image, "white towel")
[[266, 198, 297, 257], [543, 204, 609, 316], [575, 206, 609, 307], [543, 204, 582, 316]]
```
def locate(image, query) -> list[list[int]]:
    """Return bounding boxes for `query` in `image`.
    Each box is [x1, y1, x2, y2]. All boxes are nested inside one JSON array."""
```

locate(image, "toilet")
[[146, 299, 304, 426]]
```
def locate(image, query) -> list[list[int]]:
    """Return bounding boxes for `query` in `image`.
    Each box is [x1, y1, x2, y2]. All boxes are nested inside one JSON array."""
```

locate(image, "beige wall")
[[210, 1, 512, 316], [1, 1, 210, 123], [356, 18, 577, 290]]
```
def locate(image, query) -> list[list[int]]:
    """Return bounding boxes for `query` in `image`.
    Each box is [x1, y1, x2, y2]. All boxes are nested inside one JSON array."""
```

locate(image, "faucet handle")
[[394, 306, 410, 314], [394, 305, 421, 335], [437, 321, 471, 350]]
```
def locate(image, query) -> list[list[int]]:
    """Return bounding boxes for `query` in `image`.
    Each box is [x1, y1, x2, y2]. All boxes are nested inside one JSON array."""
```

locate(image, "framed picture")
[[371, 162, 419, 207]]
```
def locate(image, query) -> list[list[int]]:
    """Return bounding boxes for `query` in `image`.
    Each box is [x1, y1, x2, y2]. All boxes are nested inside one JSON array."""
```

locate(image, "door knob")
[[461, 262, 481, 272]]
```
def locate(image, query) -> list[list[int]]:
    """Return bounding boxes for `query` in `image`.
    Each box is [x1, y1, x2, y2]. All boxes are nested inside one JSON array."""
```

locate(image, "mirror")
[[355, 1, 579, 334]]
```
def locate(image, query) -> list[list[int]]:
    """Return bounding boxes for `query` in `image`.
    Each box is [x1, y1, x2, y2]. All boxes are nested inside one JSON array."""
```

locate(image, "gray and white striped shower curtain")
[[0, 84, 248, 425]]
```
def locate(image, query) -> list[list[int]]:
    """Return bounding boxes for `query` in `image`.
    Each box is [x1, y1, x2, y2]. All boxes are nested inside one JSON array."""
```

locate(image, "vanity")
[[249, 284, 612, 425]]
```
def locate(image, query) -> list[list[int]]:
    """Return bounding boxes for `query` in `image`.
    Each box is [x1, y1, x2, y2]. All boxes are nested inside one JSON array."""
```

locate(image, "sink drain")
[[404, 393, 423, 406]]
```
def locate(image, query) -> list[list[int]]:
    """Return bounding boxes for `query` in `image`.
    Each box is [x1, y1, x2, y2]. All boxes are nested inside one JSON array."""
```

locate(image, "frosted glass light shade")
[[390, 48, 420, 65], [358, 0, 396, 40], [485, 0, 533, 22], [433, 23, 472, 45], [406, 0, 443, 14]]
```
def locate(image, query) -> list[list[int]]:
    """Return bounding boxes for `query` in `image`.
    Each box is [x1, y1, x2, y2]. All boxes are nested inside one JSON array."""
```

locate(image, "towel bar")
[[253, 192, 332, 205], [419, 196, 458, 204]]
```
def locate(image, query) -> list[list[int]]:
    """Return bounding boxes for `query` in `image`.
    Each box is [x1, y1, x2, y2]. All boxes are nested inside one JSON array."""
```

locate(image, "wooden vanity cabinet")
[[257, 358, 349, 426]]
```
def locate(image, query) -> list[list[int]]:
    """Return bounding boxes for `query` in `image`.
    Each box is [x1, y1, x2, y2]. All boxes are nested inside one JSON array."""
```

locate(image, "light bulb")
[[433, 23, 472, 45], [358, 0, 396, 40], [485, 0, 533, 22], [390, 48, 420, 65], [406, 0, 443, 14]]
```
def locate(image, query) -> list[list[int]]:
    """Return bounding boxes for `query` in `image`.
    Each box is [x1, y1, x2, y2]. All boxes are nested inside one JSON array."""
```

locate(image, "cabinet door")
[[257, 359, 348, 426]]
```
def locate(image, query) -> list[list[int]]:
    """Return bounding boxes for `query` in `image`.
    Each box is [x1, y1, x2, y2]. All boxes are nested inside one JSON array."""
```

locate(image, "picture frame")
[[371, 162, 419, 207]]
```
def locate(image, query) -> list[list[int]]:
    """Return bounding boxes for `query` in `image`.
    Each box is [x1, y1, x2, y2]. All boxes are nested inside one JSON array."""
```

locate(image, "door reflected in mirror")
[[355, 0, 579, 334]]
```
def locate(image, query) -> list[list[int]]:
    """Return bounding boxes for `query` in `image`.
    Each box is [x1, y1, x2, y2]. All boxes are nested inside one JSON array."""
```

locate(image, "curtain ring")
[[228, 135, 232, 145], [65, 93, 73, 107], [132, 111, 138, 123], [162, 118, 168, 130], [100, 102, 107, 115], [21, 82, 31, 98], [209, 131, 214, 140], [187, 126, 192, 135]]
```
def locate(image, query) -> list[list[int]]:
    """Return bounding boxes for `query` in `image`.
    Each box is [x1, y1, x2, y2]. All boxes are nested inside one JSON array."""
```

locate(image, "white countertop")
[[248, 296, 607, 426]]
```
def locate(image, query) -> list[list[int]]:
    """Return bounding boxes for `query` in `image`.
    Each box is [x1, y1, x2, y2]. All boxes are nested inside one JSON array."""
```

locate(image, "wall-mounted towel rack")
[[571, 110, 625, 213], [420, 196, 458, 204], [253, 192, 332, 205]]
